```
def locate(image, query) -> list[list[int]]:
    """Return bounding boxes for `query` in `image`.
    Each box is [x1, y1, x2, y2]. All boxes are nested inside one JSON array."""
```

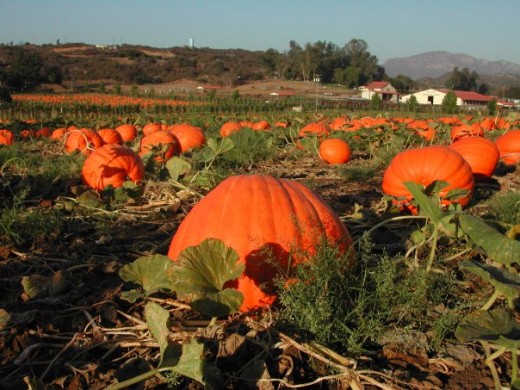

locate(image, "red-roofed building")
[[359, 81, 399, 102], [400, 88, 515, 109]]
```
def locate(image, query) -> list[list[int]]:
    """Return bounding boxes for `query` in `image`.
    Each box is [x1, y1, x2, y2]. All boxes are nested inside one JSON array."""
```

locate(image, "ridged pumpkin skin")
[[495, 130, 520, 165], [318, 138, 351, 165], [168, 174, 354, 312], [142, 122, 163, 136], [168, 124, 206, 152], [382, 146, 475, 211], [450, 136, 499, 179], [82, 144, 145, 191]]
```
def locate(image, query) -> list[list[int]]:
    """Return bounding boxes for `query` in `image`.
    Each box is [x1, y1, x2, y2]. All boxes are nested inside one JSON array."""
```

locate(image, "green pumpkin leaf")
[[76, 190, 103, 208], [165, 156, 191, 181], [459, 214, 520, 265], [144, 301, 172, 365], [461, 260, 520, 309], [169, 238, 244, 316], [191, 289, 244, 318], [168, 338, 206, 384], [404, 181, 443, 222], [455, 308, 520, 349], [119, 255, 173, 296], [120, 289, 145, 303]]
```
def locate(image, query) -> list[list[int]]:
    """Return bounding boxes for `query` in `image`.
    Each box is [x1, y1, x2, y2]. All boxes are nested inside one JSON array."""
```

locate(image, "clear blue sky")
[[1, 0, 519, 65]]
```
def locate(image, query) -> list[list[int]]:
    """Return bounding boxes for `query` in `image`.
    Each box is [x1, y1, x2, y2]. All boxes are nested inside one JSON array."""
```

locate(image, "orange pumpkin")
[[97, 128, 123, 145], [35, 127, 51, 138], [299, 122, 330, 138], [168, 174, 354, 312], [449, 136, 499, 179], [220, 121, 242, 137], [382, 146, 474, 212], [329, 116, 351, 131], [115, 124, 138, 142], [82, 144, 145, 191], [168, 124, 206, 153], [318, 138, 351, 165], [450, 123, 484, 142], [64, 128, 104, 155], [142, 122, 163, 136], [0, 129, 14, 146], [251, 120, 271, 131], [51, 128, 68, 141], [139, 130, 181, 162], [495, 130, 520, 165]]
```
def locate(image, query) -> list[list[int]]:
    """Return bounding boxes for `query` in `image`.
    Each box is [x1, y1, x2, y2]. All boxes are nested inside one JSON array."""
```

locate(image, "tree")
[[2, 48, 44, 91], [389, 74, 414, 93], [505, 85, 520, 99], [487, 98, 497, 116], [407, 95, 420, 112], [441, 91, 458, 113], [445, 67, 479, 91], [370, 93, 382, 110], [343, 38, 380, 87], [0, 87, 12, 104]]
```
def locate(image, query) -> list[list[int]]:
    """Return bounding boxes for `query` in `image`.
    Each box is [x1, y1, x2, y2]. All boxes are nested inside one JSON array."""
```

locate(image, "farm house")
[[400, 88, 514, 108]]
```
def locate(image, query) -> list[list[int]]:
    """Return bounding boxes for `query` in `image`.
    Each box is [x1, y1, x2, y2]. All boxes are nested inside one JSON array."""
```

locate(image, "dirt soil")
[[0, 145, 517, 389]]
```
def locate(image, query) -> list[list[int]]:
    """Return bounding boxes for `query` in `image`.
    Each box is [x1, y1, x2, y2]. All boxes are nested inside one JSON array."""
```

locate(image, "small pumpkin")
[[139, 130, 181, 162], [51, 127, 68, 141], [318, 138, 351, 165], [114, 124, 138, 142], [220, 121, 242, 137], [382, 146, 474, 211], [82, 143, 145, 191], [168, 174, 354, 312], [450, 123, 484, 142], [35, 127, 51, 138], [168, 123, 206, 153], [142, 122, 163, 136], [0, 129, 14, 146], [97, 128, 123, 145], [449, 136, 499, 179], [64, 128, 104, 155], [251, 120, 271, 131], [495, 130, 520, 165], [298, 122, 330, 138]]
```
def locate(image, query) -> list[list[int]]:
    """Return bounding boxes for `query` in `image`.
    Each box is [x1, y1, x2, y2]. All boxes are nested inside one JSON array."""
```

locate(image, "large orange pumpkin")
[[382, 146, 475, 211], [495, 130, 520, 165], [139, 130, 181, 162], [168, 123, 206, 153], [449, 136, 499, 179], [115, 124, 138, 142], [64, 128, 104, 155], [82, 144, 145, 191], [318, 138, 351, 165], [168, 174, 354, 312]]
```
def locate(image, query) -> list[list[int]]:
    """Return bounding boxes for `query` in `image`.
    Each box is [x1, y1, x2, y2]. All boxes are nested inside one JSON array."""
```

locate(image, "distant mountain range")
[[383, 51, 520, 80]]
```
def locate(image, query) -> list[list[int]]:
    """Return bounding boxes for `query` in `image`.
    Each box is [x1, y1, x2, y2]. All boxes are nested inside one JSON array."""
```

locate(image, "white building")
[[359, 81, 399, 102], [400, 89, 513, 109]]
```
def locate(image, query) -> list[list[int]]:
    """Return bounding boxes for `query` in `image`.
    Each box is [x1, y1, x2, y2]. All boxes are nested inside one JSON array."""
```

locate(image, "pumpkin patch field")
[[0, 95, 519, 389]]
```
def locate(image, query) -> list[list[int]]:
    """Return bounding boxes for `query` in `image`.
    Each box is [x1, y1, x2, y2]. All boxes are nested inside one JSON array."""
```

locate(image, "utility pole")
[[314, 74, 321, 112]]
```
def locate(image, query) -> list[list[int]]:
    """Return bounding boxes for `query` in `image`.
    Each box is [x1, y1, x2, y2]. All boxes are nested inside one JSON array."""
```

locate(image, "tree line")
[[1, 40, 520, 99]]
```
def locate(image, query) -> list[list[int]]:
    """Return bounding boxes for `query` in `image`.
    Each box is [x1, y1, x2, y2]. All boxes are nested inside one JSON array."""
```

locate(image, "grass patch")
[[275, 235, 472, 356]]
